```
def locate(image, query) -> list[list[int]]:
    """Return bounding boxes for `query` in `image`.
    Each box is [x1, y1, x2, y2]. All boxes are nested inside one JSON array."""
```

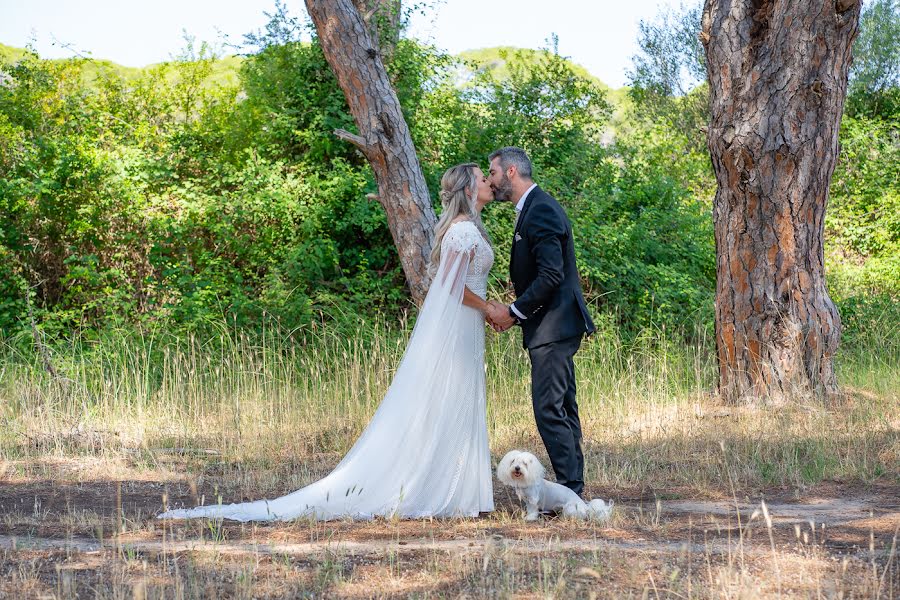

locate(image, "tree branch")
[[333, 128, 370, 152], [25, 284, 58, 378]]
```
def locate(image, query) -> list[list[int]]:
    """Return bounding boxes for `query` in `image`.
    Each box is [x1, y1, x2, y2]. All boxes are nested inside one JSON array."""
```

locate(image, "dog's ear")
[[525, 453, 546, 480], [496, 452, 515, 485]]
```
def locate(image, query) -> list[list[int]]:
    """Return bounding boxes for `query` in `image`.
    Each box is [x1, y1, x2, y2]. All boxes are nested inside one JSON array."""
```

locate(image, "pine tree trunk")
[[700, 0, 860, 403], [305, 0, 436, 305]]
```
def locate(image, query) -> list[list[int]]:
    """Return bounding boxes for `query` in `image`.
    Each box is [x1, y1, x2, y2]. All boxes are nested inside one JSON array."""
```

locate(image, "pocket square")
[[514, 233, 523, 242]]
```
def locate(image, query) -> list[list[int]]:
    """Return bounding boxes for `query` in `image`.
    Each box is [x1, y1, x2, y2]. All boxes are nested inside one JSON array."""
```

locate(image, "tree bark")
[[701, 0, 860, 403], [305, 0, 436, 305]]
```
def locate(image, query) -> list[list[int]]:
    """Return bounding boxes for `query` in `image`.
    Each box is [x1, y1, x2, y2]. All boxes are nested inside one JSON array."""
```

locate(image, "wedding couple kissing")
[[158, 147, 611, 523]]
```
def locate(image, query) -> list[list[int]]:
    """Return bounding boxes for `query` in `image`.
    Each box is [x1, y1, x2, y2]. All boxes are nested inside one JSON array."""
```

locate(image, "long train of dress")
[[157, 220, 495, 521]]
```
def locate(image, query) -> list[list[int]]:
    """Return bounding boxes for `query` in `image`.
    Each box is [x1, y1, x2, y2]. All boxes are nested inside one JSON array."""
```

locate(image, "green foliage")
[[829, 116, 900, 267], [0, 31, 410, 337], [628, 3, 705, 95], [0, 43, 28, 63], [433, 39, 612, 194], [459, 46, 607, 88], [0, 51, 149, 334], [827, 114, 899, 350], [239, 39, 358, 165], [412, 39, 716, 334], [626, 2, 708, 150], [847, 0, 900, 119], [573, 122, 715, 334], [623, 0, 899, 347], [0, 0, 895, 352]]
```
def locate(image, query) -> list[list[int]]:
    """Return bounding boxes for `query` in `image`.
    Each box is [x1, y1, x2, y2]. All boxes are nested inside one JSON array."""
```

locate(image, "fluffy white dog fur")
[[496, 450, 613, 521]]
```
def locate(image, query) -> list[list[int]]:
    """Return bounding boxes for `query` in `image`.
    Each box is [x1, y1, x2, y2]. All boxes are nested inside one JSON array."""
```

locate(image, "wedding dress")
[[158, 220, 495, 521]]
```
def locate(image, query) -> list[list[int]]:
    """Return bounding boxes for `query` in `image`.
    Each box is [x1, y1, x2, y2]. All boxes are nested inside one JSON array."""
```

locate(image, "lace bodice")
[[441, 220, 494, 298]]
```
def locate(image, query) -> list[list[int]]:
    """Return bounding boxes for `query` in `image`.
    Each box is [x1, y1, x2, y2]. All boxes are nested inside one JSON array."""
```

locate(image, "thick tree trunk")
[[305, 0, 435, 305], [701, 0, 860, 403]]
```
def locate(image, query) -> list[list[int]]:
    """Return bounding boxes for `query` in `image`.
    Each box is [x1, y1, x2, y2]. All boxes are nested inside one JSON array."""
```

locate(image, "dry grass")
[[0, 317, 898, 597], [1, 318, 896, 492], [0, 501, 896, 598]]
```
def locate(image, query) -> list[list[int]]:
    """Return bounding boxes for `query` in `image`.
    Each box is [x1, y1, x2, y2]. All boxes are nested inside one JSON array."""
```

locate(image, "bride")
[[158, 163, 496, 521]]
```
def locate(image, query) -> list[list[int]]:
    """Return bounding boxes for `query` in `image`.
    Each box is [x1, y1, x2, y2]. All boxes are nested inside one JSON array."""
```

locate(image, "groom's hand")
[[485, 307, 503, 332], [487, 301, 515, 332]]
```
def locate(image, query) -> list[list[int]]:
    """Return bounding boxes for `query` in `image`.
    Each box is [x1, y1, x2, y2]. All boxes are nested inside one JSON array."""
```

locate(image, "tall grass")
[[0, 310, 897, 495]]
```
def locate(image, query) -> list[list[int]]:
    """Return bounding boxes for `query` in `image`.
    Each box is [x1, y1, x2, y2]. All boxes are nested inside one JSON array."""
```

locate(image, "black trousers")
[[528, 334, 584, 496]]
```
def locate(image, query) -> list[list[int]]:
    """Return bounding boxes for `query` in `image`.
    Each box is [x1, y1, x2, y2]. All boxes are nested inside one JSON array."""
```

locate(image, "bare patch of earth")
[[1, 477, 897, 598], [0, 478, 896, 555]]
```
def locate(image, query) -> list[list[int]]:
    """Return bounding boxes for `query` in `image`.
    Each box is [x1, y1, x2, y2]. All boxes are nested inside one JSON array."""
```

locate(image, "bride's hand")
[[486, 301, 514, 332]]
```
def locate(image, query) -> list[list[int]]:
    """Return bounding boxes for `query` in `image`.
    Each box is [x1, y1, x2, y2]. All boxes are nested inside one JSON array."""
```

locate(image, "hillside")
[[1, 42, 626, 104], [459, 46, 630, 129], [459, 46, 607, 87], [0, 43, 28, 63], [0, 43, 243, 88]]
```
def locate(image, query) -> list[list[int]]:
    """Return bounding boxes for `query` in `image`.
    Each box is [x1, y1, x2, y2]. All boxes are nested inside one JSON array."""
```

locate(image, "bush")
[[0, 25, 895, 349]]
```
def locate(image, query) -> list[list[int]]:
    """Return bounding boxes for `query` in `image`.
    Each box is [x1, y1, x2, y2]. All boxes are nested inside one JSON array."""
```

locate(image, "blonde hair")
[[428, 163, 491, 277]]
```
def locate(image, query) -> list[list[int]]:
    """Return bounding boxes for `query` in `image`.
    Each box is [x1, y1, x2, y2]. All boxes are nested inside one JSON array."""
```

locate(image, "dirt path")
[[0, 532, 728, 555], [1, 530, 894, 559], [662, 497, 885, 525], [3, 497, 896, 559]]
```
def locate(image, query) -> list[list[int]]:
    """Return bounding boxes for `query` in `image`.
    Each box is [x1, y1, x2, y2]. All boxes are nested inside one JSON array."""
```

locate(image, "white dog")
[[496, 450, 613, 522]]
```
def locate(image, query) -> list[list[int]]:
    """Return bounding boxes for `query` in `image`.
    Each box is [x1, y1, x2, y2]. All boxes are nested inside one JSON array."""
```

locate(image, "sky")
[[0, 0, 682, 88]]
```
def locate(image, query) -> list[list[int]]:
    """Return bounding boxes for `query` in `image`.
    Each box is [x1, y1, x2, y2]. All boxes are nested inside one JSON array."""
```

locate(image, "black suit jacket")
[[510, 186, 596, 349]]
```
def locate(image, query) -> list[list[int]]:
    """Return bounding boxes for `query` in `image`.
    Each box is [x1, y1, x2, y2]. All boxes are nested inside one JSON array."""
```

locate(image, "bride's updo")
[[428, 163, 489, 277]]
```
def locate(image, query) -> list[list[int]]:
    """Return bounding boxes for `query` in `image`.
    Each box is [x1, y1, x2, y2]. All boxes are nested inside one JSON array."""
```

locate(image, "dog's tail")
[[587, 498, 613, 521]]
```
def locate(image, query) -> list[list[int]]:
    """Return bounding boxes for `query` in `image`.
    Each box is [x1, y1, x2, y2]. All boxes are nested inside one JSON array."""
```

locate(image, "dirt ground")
[[0, 464, 897, 598], [1, 475, 898, 544]]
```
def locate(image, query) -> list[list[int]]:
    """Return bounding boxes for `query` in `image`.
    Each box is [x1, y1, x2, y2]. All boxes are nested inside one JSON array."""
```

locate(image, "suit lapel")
[[510, 185, 541, 272], [515, 185, 540, 233]]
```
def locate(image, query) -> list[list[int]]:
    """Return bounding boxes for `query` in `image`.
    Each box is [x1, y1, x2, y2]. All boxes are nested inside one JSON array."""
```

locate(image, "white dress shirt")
[[514, 183, 537, 214], [510, 183, 537, 321]]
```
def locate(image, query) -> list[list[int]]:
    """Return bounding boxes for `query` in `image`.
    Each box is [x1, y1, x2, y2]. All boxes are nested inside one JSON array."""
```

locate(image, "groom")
[[485, 147, 596, 497]]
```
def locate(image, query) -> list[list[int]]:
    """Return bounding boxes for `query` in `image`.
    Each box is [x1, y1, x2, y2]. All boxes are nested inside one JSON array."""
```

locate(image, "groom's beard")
[[493, 176, 513, 203]]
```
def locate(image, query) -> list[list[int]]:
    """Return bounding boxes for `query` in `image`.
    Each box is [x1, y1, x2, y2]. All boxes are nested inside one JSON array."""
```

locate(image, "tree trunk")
[[700, 0, 860, 403], [305, 0, 436, 305]]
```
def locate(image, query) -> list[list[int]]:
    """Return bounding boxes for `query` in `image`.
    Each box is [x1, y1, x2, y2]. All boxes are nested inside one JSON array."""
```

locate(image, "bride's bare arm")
[[462, 286, 490, 313]]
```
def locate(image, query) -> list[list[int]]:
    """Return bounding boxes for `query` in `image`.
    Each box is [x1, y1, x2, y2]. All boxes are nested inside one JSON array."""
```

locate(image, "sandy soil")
[[1, 466, 897, 598]]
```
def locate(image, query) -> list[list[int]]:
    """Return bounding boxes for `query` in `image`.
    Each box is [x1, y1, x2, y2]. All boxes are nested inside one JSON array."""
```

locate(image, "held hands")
[[485, 300, 516, 333]]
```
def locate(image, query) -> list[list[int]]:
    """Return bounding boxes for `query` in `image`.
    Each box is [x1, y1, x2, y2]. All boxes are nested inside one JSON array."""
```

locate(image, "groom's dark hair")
[[489, 147, 533, 180]]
